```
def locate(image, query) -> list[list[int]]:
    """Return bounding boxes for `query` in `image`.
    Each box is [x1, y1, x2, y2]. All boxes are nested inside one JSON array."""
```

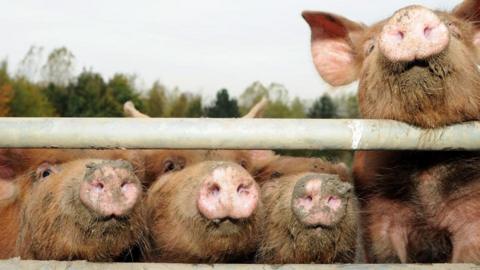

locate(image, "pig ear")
[[302, 11, 365, 86], [452, 0, 480, 46], [334, 162, 352, 183], [242, 97, 269, 118], [0, 150, 23, 179], [246, 150, 278, 169], [123, 101, 150, 118]]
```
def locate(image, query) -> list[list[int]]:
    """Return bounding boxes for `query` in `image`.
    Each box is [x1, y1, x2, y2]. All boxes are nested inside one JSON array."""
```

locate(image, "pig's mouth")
[[207, 217, 250, 234], [403, 59, 429, 70], [96, 214, 130, 223]]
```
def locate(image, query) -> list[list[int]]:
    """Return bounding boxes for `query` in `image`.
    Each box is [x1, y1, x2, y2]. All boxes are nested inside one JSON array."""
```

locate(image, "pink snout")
[[197, 165, 259, 221], [379, 5, 449, 62], [292, 174, 352, 227], [79, 160, 141, 217]]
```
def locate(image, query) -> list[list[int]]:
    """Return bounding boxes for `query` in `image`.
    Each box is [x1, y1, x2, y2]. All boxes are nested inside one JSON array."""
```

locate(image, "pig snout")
[[197, 165, 259, 221], [291, 174, 352, 227], [79, 160, 141, 217], [379, 5, 449, 62]]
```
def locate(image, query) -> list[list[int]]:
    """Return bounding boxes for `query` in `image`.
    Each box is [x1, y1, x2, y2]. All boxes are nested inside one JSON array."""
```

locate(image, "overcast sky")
[[0, 0, 462, 100]]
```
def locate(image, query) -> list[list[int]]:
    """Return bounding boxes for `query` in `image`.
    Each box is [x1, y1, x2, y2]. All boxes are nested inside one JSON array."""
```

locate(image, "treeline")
[[0, 46, 359, 119]]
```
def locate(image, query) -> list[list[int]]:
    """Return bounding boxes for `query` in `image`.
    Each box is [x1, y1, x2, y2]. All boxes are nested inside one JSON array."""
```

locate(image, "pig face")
[[146, 160, 262, 263], [16, 158, 147, 261], [258, 172, 357, 263], [303, 1, 480, 128]]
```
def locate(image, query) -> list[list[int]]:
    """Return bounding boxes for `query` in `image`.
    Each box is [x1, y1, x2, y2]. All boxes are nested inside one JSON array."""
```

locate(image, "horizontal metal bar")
[[0, 259, 478, 270], [0, 118, 478, 150]]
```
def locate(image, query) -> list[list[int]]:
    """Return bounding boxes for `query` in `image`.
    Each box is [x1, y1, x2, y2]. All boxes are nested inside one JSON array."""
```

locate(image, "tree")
[[16, 46, 45, 83], [10, 77, 56, 116], [264, 99, 291, 118], [41, 47, 76, 87], [289, 97, 306, 118], [186, 95, 203, 117], [0, 61, 13, 116], [345, 95, 360, 118], [107, 73, 144, 114], [145, 81, 167, 117], [308, 94, 337, 118], [205, 89, 240, 118], [169, 93, 189, 117], [63, 70, 119, 117], [43, 83, 67, 116]]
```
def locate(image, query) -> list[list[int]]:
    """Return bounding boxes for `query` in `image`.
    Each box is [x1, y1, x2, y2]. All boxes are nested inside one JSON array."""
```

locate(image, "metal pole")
[[0, 118, 478, 150]]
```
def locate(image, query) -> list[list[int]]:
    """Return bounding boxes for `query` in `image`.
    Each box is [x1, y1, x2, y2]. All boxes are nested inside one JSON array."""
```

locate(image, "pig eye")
[[239, 159, 249, 169], [35, 163, 58, 180], [271, 171, 283, 179], [162, 160, 176, 173], [364, 39, 375, 56]]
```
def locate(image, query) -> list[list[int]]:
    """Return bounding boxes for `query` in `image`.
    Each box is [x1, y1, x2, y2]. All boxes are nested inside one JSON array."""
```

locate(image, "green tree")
[[264, 99, 291, 118], [145, 81, 167, 117], [289, 97, 306, 118], [0, 61, 13, 116], [186, 95, 203, 117], [308, 94, 337, 118], [107, 73, 144, 114], [10, 77, 55, 116], [345, 95, 360, 118], [63, 70, 119, 117], [205, 89, 240, 118], [169, 93, 189, 117]]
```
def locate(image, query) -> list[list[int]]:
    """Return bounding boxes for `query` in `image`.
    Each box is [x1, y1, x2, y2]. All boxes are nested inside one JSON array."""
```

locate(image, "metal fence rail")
[[0, 259, 477, 270], [0, 118, 478, 150]]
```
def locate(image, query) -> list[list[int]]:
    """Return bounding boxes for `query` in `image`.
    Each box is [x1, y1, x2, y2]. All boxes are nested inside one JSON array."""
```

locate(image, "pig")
[[303, 0, 480, 263], [255, 156, 358, 263], [144, 149, 276, 263], [0, 150, 148, 261]]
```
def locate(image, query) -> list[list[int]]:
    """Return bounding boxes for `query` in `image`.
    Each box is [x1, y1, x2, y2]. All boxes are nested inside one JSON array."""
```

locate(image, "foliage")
[[4, 47, 360, 124], [204, 89, 240, 118], [308, 94, 337, 118], [10, 77, 56, 116], [0, 61, 13, 116]]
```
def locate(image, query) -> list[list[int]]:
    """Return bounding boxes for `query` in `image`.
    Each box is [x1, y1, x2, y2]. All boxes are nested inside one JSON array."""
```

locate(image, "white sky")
[[0, 0, 462, 100]]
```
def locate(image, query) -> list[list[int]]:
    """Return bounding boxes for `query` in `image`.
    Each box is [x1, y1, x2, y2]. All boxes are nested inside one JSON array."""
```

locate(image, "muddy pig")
[[144, 149, 276, 263], [0, 150, 148, 261], [304, 0, 480, 263], [255, 156, 358, 263], [0, 149, 144, 259]]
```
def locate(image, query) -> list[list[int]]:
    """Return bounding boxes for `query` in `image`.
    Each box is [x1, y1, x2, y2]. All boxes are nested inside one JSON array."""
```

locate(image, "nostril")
[[120, 181, 129, 192], [208, 183, 220, 196], [398, 31, 404, 40], [327, 196, 342, 211], [424, 26, 432, 38], [92, 181, 104, 191], [305, 195, 313, 202], [237, 184, 249, 195]]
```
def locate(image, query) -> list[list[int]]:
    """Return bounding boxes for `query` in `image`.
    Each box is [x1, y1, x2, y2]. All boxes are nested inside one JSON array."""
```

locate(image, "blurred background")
[[0, 0, 463, 162]]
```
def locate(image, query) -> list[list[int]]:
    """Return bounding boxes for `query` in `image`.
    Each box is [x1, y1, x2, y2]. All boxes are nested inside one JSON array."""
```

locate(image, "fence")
[[0, 118, 479, 150], [2, 117, 479, 269]]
